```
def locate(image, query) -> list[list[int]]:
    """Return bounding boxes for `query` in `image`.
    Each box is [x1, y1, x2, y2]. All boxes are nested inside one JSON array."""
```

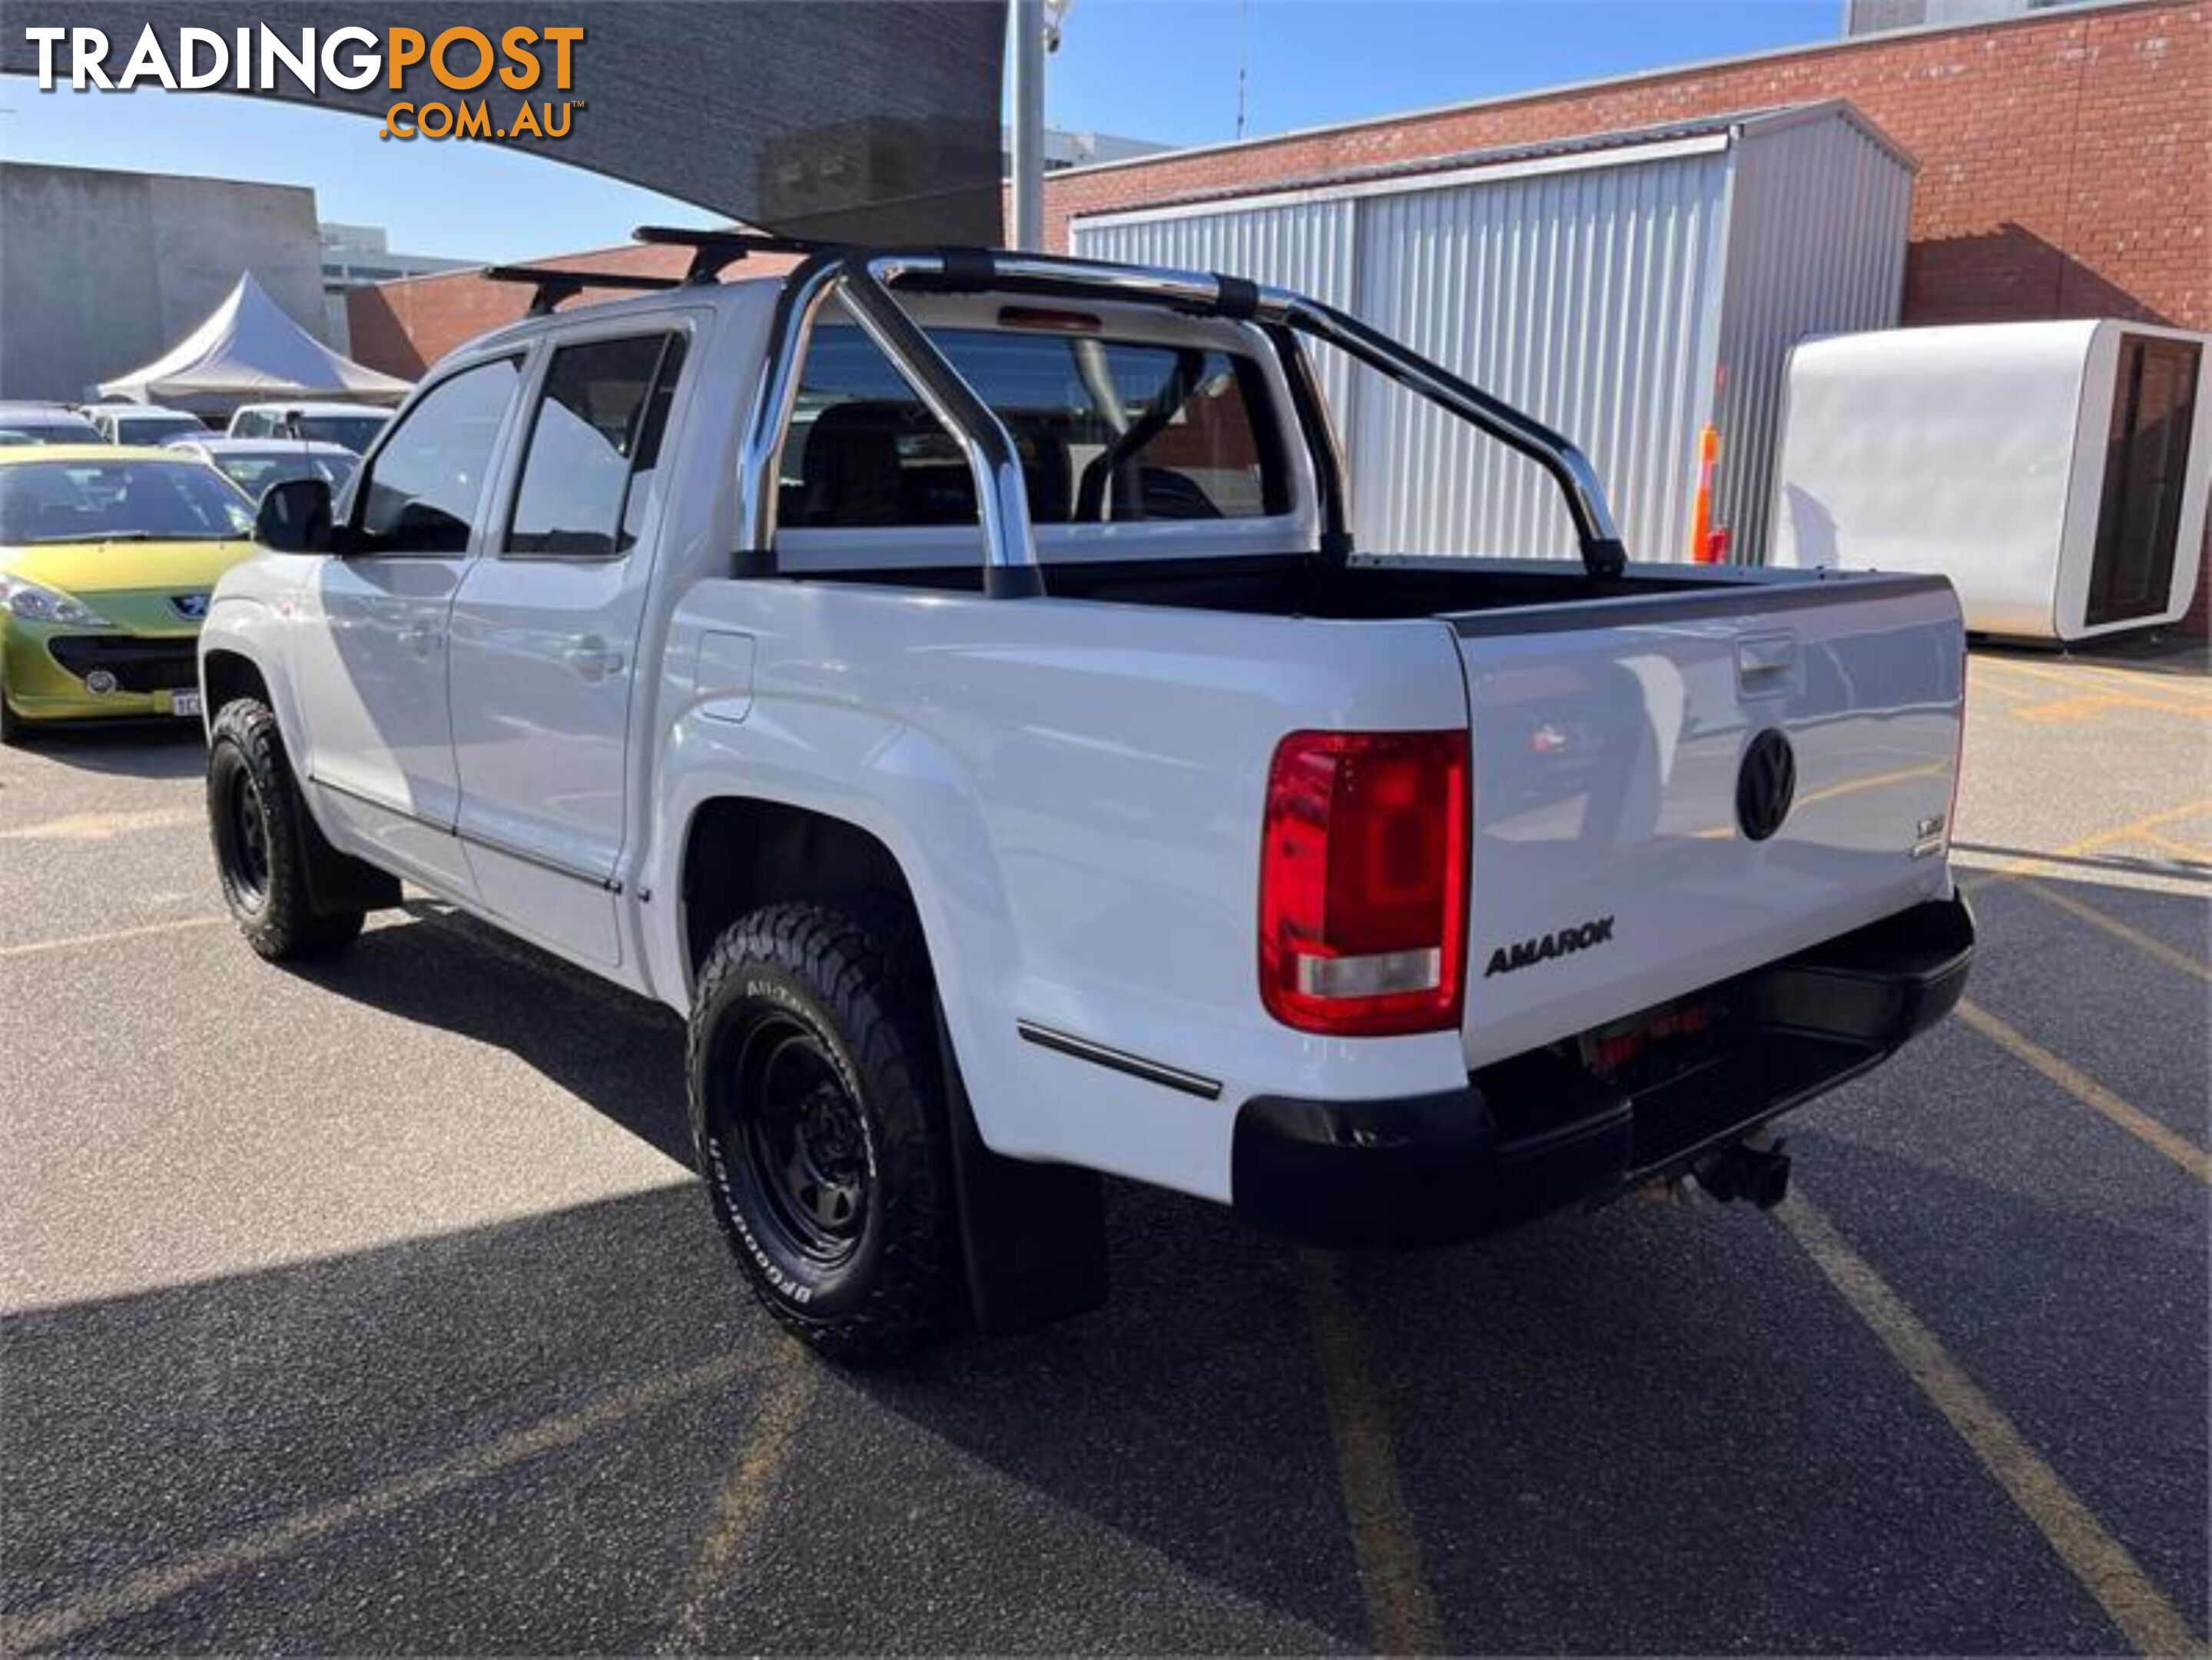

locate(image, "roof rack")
[[632, 225, 833, 283], [483, 264, 686, 317]]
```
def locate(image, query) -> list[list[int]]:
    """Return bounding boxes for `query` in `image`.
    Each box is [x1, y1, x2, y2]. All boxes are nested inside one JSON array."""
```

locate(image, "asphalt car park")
[[1, 644, 2205, 1655]]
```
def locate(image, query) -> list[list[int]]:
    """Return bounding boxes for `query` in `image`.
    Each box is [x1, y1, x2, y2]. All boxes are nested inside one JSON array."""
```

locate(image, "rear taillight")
[[1259, 729, 1469, 1038]]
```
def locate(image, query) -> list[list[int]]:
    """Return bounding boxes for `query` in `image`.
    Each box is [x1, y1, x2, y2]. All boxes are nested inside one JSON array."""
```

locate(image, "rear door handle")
[[566, 636, 625, 681]]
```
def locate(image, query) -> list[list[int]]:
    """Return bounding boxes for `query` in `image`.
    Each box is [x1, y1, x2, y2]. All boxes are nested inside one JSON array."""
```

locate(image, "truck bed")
[[799, 551, 1872, 622]]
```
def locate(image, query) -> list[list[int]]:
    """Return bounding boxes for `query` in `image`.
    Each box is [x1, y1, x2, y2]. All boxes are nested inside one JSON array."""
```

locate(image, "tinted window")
[[782, 324, 1285, 528], [353, 360, 519, 556], [0, 459, 254, 543], [115, 414, 206, 446], [506, 334, 685, 559]]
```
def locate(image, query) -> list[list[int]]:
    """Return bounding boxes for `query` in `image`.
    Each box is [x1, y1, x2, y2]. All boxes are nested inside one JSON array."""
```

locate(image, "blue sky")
[[0, 1, 1839, 264]]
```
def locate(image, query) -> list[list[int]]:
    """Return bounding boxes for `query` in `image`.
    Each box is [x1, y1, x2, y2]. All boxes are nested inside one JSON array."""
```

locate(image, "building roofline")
[[1069, 101, 1916, 227], [1046, 0, 2179, 184], [0, 155, 317, 198]]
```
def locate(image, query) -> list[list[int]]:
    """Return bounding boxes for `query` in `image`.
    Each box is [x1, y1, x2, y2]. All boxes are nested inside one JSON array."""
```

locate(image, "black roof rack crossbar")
[[632, 225, 834, 284], [483, 264, 687, 317]]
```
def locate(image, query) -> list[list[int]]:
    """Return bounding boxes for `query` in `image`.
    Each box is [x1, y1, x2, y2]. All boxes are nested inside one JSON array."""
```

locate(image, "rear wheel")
[[689, 901, 960, 1363], [207, 699, 363, 960]]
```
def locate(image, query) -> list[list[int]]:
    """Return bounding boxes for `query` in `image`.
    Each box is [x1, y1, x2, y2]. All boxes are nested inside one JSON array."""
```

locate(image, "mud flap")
[[936, 1008, 1108, 1334]]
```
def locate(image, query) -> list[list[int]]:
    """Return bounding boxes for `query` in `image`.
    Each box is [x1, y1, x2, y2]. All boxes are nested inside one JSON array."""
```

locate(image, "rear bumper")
[[1232, 892, 1974, 1247]]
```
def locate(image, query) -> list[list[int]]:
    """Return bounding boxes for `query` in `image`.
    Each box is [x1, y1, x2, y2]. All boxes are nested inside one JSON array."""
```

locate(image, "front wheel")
[[207, 699, 363, 960], [688, 901, 960, 1363]]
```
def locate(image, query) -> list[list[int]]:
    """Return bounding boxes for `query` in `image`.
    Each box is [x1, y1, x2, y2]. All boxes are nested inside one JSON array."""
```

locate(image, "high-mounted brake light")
[[1259, 730, 1470, 1038]]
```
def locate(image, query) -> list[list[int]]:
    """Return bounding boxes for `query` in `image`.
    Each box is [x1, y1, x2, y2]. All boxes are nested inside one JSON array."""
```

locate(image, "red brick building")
[[352, 0, 2209, 625]]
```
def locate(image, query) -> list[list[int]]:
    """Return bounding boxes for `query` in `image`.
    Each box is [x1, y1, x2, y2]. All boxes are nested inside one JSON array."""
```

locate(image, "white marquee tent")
[[98, 272, 412, 409]]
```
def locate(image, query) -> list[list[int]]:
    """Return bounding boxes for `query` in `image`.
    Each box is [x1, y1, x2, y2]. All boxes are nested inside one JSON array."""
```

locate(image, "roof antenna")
[[1235, 0, 1252, 140]]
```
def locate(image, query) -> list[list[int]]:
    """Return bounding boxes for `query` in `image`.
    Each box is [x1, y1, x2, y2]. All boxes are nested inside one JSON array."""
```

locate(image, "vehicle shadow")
[[65, 870, 2185, 1652], [3, 720, 204, 779]]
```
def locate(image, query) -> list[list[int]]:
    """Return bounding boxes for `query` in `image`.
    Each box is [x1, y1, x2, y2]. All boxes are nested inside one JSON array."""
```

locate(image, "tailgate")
[[1452, 572, 1964, 1068]]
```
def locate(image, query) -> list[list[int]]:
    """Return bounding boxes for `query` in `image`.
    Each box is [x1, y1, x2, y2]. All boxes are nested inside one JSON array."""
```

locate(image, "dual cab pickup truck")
[[200, 235, 1973, 1361]]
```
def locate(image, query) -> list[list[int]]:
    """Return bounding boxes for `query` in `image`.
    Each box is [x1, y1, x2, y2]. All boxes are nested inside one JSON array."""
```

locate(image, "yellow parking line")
[[1973, 656, 2212, 711], [2137, 828, 2212, 864], [1302, 1253, 1444, 1657], [0, 915, 227, 961], [2011, 881, 2210, 984], [1778, 1194, 2205, 1658], [1959, 798, 2212, 893], [2007, 691, 2211, 725], [0, 1350, 758, 1654], [660, 1344, 817, 1655], [1955, 1000, 2210, 1184], [0, 807, 205, 842]]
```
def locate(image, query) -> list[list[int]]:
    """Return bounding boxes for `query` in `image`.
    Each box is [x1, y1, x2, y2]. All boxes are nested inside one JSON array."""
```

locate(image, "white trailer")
[[1770, 320, 2208, 642]]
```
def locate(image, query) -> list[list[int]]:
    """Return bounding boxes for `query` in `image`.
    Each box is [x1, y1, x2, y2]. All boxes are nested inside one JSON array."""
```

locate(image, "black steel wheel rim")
[[223, 763, 272, 908], [731, 1013, 871, 1266]]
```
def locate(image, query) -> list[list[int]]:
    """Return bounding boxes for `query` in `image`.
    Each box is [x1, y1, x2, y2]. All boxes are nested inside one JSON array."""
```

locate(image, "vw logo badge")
[[170, 593, 210, 620], [1736, 728, 1797, 842]]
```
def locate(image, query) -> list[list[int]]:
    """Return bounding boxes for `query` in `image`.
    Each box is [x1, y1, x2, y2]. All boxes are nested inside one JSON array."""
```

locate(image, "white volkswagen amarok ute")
[[197, 233, 1974, 1361]]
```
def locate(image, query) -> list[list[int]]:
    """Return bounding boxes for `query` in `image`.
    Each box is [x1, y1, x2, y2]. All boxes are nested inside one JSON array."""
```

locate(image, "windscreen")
[[782, 325, 1287, 528], [114, 414, 207, 446], [213, 451, 358, 498], [295, 414, 390, 453], [0, 460, 254, 543]]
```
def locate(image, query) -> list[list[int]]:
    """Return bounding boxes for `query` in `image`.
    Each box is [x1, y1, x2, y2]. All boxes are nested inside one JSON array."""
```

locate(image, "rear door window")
[[782, 324, 1286, 528], [505, 333, 687, 559]]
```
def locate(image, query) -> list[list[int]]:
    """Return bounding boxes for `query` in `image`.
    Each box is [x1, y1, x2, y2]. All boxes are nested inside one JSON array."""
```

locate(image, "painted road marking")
[[0, 915, 227, 961], [1973, 656, 2212, 712], [0, 1350, 758, 1653], [0, 807, 205, 842], [660, 1344, 817, 1655], [1779, 1194, 2205, 1658], [1955, 1000, 2210, 1184], [1958, 798, 2212, 894], [1302, 1253, 1444, 1657], [2008, 691, 2211, 725]]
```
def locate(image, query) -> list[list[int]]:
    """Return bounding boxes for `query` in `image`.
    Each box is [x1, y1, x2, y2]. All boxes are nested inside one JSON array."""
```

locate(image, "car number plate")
[[171, 689, 203, 719]]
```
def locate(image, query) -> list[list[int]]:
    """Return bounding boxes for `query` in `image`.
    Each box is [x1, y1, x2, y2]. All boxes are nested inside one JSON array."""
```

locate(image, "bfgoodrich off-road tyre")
[[207, 699, 364, 961], [689, 901, 960, 1364]]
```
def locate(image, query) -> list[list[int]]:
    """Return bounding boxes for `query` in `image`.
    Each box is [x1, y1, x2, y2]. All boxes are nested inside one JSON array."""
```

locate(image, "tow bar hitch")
[[1692, 1132, 1792, 1209]]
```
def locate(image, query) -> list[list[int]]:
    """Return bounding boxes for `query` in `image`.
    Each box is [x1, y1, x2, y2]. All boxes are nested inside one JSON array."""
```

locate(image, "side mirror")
[[255, 476, 333, 553]]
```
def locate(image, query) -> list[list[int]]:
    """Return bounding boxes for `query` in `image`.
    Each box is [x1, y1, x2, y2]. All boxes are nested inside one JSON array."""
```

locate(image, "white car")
[[79, 403, 208, 447], [197, 239, 1975, 1361], [0, 401, 104, 445], [224, 401, 391, 454], [163, 435, 359, 502]]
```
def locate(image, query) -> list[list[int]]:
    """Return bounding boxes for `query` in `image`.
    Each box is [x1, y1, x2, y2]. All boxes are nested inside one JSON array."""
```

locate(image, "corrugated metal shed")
[[1072, 101, 1915, 565]]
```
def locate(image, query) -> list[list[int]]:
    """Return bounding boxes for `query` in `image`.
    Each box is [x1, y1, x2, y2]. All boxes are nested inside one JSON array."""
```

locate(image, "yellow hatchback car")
[[0, 446, 257, 743]]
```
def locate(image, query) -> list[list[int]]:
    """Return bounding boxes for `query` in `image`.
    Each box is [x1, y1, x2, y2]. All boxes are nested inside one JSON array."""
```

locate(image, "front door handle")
[[566, 636, 625, 681]]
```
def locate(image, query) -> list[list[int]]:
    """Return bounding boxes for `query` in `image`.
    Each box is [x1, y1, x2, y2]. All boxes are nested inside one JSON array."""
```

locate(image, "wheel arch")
[[678, 796, 925, 981]]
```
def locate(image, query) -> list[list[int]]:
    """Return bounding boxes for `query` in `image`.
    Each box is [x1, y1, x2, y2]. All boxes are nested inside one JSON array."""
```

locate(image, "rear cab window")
[[778, 312, 1292, 539]]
